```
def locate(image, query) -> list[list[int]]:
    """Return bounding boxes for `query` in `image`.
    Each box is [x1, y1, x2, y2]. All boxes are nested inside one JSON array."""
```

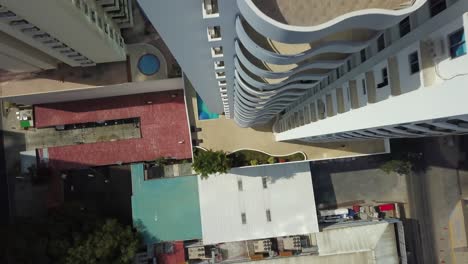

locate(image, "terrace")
[[184, 77, 388, 160]]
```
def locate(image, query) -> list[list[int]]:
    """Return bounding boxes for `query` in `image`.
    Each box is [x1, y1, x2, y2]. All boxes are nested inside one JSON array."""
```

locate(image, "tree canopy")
[[192, 149, 231, 178]]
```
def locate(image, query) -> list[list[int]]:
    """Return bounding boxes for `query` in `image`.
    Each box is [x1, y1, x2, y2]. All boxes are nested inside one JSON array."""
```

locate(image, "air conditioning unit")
[[188, 246, 206, 260], [283, 236, 302, 251], [253, 239, 272, 253]]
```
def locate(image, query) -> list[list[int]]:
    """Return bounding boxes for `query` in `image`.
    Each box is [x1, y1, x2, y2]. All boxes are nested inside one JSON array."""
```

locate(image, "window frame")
[[360, 49, 367, 63], [399, 17, 411, 37], [429, 0, 447, 17], [408, 51, 420, 74], [376, 67, 389, 88], [377, 34, 386, 52], [362, 79, 367, 95], [448, 28, 466, 59]]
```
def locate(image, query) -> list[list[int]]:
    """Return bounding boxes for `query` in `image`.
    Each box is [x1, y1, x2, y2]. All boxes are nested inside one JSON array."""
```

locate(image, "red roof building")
[[35, 90, 192, 170]]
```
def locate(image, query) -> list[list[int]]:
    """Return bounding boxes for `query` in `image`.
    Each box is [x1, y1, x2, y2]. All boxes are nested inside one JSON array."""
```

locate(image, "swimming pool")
[[197, 94, 219, 120], [137, 54, 160, 75]]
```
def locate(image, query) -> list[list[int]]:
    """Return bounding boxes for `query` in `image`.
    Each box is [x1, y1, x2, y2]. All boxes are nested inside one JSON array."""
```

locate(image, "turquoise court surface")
[[131, 163, 202, 244]]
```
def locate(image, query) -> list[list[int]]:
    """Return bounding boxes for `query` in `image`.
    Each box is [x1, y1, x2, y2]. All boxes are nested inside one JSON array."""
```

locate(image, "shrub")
[[192, 149, 231, 178], [380, 160, 412, 175], [250, 159, 259, 166], [267, 157, 277, 164]]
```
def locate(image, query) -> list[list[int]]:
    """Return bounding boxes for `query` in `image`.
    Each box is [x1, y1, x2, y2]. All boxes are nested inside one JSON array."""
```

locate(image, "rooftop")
[[36, 90, 192, 170], [198, 162, 319, 244]]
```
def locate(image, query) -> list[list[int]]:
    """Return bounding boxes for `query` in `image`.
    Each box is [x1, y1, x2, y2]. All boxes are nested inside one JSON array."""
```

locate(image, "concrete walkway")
[[184, 78, 388, 159]]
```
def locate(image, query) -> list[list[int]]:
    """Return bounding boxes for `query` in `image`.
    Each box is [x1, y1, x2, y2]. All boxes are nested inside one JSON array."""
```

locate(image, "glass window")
[[90, 10, 96, 22], [429, 0, 446, 17], [347, 60, 352, 72], [237, 179, 243, 191], [360, 49, 367, 63], [408, 51, 420, 74], [266, 210, 272, 222], [335, 68, 340, 79], [449, 28, 466, 59], [262, 177, 267, 189], [399, 17, 411, 37], [377, 34, 385, 52], [377, 68, 389, 88], [241, 213, 246, 224], [362, 79, 367, 95]]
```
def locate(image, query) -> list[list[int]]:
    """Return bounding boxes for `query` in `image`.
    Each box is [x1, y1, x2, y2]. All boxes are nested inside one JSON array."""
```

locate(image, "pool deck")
[[184, 77, 388, 160]]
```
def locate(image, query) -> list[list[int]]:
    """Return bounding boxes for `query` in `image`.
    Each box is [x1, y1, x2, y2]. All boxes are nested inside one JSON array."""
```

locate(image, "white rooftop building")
[[197, 162, 319, 245]]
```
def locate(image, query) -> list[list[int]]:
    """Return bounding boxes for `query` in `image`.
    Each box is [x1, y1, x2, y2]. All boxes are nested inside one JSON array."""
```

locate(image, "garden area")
[[192, 148, 306, 177]]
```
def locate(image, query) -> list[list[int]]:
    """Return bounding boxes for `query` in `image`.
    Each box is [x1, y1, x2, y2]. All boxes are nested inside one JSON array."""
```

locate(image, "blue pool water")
[[197, 94, 219, 120], [137, 54, 160, 75]]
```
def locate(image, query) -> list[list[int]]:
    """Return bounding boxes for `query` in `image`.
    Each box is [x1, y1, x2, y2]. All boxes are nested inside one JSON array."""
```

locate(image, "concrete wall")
[[0, 0, 125, 64], [4, 78, 184, 105], [0, 31, 57, 72]]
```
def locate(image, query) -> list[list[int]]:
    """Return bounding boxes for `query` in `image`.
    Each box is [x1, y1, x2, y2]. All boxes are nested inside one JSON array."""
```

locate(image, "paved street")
[[392, 136, 467, 264], [310, 154, 408, 209], [311, 135, 468, 264]]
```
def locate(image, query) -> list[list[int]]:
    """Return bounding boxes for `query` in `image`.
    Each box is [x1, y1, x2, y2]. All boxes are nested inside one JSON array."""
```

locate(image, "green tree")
[[65, 219, 140, 264], [192, 149, 231, 178], [380, 160, 412, 175]]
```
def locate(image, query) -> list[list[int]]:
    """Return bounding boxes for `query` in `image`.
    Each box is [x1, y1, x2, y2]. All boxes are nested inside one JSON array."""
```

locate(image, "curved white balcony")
[[237, 0, 427, 44]]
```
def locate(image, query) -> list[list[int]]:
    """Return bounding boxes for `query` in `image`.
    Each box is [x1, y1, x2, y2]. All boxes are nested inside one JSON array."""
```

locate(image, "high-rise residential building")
[[138, 0, 468, 142], [0, 0, 131, 73]]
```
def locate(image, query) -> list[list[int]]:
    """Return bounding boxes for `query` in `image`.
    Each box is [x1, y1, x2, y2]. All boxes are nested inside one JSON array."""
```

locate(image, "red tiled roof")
[[35, 91, 191, 170]]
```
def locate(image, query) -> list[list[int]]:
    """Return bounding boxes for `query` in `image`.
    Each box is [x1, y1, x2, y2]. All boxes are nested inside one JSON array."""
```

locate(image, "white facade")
[[0, 0, 127, 72], [275, 0, 468, 142], [197, 162, 319, 245]]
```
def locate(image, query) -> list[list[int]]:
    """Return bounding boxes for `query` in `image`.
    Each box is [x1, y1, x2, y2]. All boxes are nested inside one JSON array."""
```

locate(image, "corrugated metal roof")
[[198, 162, 319, 244], [316, 222, 389, 256]]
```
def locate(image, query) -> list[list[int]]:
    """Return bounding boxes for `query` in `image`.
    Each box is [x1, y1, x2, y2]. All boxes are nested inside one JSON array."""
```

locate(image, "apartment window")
[[241, 213, 247, 224], [237, 179, 243, 191], [262, 177, 267, 189], [74, 0, 81, 9], [346, 60, 352, 72], [429, 0, 446, 17], [216, 71, 225, 79], [360, 49, 367, 63], [203, 0, 219, 16], [218, 80, 226, 86], [377, 68, 389, 88], [214, 60, 225, 69], [408, 51, 420, 74], [266, 210, 272, 222], [362, 79, 367, 95], [211, 46, 223, 57], [377, 34, 385, 52], [399, 17, 411, 37], [0, 11, 15, 18], [327, 75, 331, 85], [83, 3, 89, 15], [90, 10, 96, 22], [97, 17, 103, 29], [207, 25, 221, 41], [448, 28, 466, 59], [335, 68, 340, 79]]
